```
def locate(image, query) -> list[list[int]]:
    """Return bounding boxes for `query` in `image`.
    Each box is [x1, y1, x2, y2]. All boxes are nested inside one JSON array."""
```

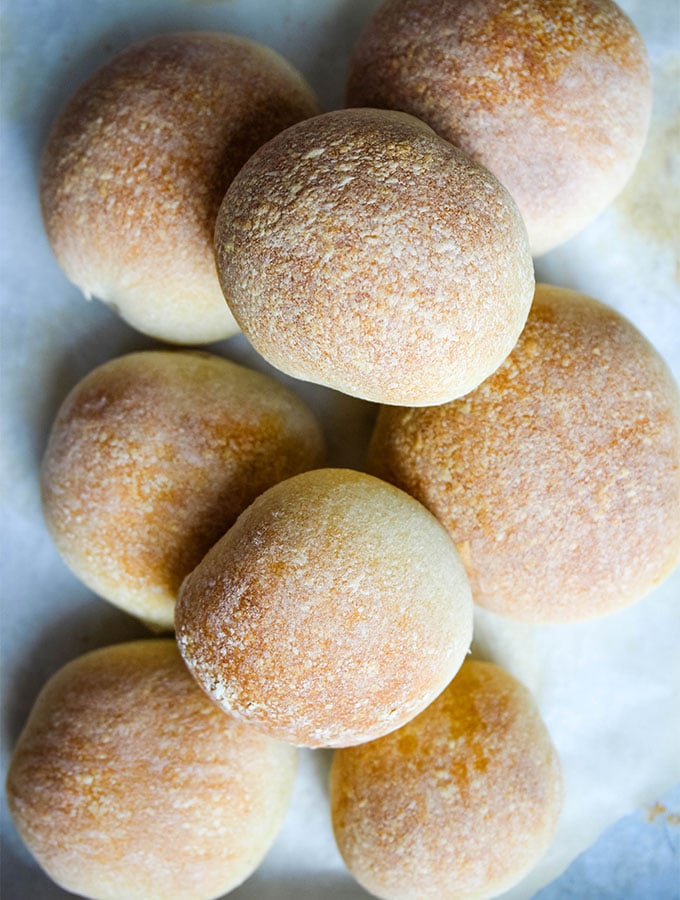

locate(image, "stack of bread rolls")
[[5, 2, 679, 899]]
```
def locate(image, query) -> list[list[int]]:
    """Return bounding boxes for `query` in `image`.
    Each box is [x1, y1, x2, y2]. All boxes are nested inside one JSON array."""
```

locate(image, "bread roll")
[[40, 32, 319, 343], [330, 659, 563, 900], [369, 284, 680, 622], [41, 350, 325, 630], [214, 107, 533, 406], [5, 640, 297, 900], [347, 0, 652, 256], [176, 468, 473, 747]]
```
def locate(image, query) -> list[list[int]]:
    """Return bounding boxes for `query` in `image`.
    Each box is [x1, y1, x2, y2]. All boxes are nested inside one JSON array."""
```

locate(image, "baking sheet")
[[1, 1, 679, 897]]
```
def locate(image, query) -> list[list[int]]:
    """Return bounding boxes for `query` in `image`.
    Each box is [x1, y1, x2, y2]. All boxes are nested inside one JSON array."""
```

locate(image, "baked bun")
[[330, 658, 563, 900], [5, 640, 297, 900], [176, 468, 473, 747], [214, 107, 533, 406], [347, 0, 652, 256], [368, 284, 680, 622], [41, 350, 325, 630], [40, 32, 319, 343]]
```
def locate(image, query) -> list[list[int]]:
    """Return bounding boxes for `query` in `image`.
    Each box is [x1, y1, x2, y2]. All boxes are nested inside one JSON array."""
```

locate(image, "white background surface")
[[1, 1, 679, 898]]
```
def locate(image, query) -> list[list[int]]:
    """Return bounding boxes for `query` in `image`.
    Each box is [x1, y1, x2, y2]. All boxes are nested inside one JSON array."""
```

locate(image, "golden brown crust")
[[368, 284, 680, 622], [41, 350, 325, 629], [215, 107, 533, 406], [40, 32, 320, 343], [176, 468, 473, 747], [5, 640, 297, 900], [330, 659, 563, 900], [347, 0, 652, 255]]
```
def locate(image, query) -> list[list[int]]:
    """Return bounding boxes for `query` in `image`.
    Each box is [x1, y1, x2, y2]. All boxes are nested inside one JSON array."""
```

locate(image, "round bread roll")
[[368, 283, 680, 623], [330, 658, 563, 900], [214, 107, 534, 406], [347, 0, 652, 256], [40, 32, 319, 343], [176, 468, 473, 747], [41, 350, 325, 630], [5, 640, 297, 900]]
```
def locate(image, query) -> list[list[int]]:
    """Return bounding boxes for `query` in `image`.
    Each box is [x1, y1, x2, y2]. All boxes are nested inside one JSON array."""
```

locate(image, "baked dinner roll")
[[214, 107, 533, 406], [176, 468, 473, 747], [40, 32, 319, 343], [330, 659, 563, 900], [41, 350, 325, 630], [5, 640, 297, 900], [347, 0, 652, 256], [369, 284, 680, 622]]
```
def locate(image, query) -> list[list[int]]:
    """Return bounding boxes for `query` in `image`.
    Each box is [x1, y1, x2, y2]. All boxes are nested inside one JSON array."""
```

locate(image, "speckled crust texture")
[[40, 32, 320, 343], [5, 640, 297, 900], [330, 659, 563, 900], [347, 0, 652, 256], [215, 107, 533, 406], [176, 468, 473, 747], [368, 284, 680, 623], [40, 350, 325, 630]]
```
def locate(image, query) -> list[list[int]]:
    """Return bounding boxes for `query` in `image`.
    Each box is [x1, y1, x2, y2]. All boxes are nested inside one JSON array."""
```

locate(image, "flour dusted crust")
[[347, 0, 652, 256], [330, 659, 563, 900], [5, 640, 297, 900], [41, 350, 325, 630], [40, 32, 319, 343], [369, 284, 680, 622], [176, 468, 473, 747], [214, 107, 533, 406]]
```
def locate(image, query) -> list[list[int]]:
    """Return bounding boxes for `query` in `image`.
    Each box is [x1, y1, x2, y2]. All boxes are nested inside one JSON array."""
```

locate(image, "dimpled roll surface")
[[347, 0, 652, 256], [40, 32, 319, 343], [5, 640, 297, 900], [176, 468, 473, 747], [214, 107, 533, 406], [330, 659, 563, 900], [369, 284, 680, 622], [41, 350, 325, 630]]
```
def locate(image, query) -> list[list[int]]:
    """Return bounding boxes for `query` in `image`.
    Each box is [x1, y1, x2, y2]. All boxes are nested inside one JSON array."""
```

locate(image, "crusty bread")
[[330, 659, 563, 900], [368, 283, 680, 622], [347, 0, 652, 255], [5, 640, 297, 900], [40, 32, 319, 343], [176, 468, 473, 747], [41, 350, 325, 630], [214, 107, 534, 406]]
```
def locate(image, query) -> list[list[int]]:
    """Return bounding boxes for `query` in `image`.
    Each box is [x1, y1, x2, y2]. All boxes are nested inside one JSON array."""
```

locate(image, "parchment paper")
[[1, 1, 678, 897]]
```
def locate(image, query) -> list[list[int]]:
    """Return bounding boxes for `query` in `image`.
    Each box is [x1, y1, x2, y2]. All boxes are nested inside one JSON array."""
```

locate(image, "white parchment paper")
[[1, 1, 678, 898]]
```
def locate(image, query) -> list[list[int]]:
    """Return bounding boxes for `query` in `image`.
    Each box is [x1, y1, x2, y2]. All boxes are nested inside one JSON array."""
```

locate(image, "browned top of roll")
[[6, 640, 297, 900], [41, 350, 325, 629], [330, 659, 563, 900], [347, 0, 652, 255], [369, 284, 680, 622], [215, 107, 533, 406], [176, 468, 473, 747], [40, 32, 319, 343]]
